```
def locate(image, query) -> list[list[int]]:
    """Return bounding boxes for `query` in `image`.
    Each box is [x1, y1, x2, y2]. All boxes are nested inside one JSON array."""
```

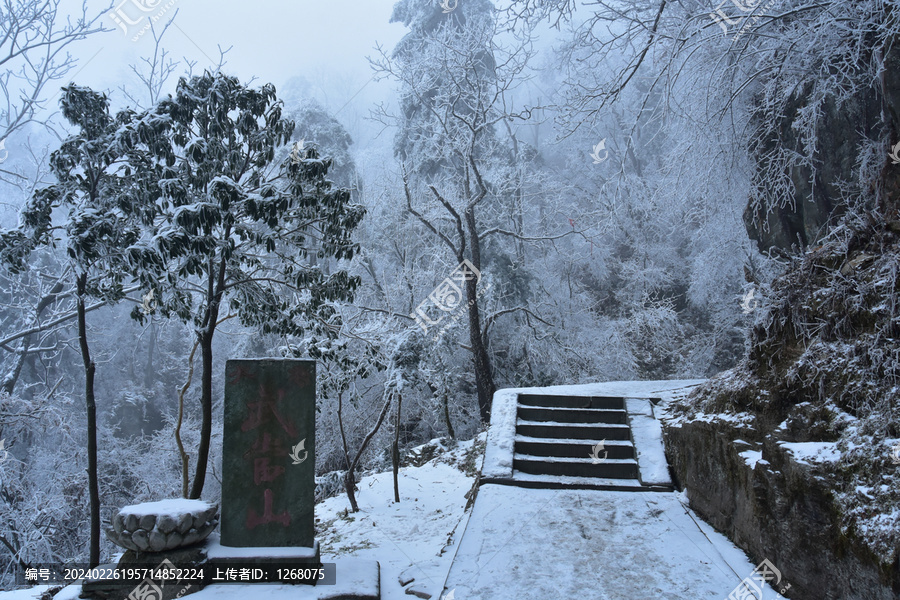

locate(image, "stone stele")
[[220, 358, 315, 547]]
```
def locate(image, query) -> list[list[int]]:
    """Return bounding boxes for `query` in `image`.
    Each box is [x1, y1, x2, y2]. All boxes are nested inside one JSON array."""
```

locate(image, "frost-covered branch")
[[0, 0, 109, 141]]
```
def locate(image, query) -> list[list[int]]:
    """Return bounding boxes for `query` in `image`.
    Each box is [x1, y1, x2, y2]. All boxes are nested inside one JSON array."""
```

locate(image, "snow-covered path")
[[1, 381, 792, 600], [441, 484, 786, 600]]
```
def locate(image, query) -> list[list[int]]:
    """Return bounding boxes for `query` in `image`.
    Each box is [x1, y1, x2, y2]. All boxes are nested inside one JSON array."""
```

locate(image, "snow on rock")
[[482, 388, 518, 479], [778, 441, 842, 465], [48, 587, 80, 600], [118, 499, 215, 517], [664, 408, 757, 429], [739, 449, 763, 469], [205, 533, 318, 559]]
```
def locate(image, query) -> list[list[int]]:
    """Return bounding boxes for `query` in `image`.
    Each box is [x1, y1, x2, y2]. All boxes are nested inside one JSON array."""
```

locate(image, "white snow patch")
[[626, 398, 671, 485], [118, 499, 215, 517], [740, 449, 763, 469], [442, 485, 788, 599], [0, 587, 52, 600], [779, 441, 842, 465], [0, 586, 80, 600], [205, 534, 318, 559], [311, 436, 480, 600]]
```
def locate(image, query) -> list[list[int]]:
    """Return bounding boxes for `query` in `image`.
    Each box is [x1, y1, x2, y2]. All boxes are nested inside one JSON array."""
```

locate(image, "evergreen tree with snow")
[[0, 85, 146, 567], [120, 72, 365, 499]]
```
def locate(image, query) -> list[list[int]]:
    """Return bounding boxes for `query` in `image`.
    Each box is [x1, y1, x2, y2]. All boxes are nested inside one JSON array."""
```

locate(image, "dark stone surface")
[[221, 359, 316, 547], [745, 45, 900, 253], [664, 418, 900, 600]]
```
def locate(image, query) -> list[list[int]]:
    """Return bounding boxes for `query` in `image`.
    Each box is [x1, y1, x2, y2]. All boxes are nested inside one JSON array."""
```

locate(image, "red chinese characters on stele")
[[241, 384, 298, 530]]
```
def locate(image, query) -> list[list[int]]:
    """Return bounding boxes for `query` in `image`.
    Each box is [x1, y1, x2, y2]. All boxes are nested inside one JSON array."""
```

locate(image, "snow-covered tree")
[[120, 72, 365, 499], [0, 0, 108, 155], [0, 0, 113, 399], [374, 0, 536, 422], [0, 85, 147, 567]]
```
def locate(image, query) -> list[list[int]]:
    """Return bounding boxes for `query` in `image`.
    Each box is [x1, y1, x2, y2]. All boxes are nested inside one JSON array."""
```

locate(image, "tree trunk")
[[337, 390, 360, 513], [464, 207, 495, 423], [427, 380, 456, 439], [1, 336, 30, 396], [143, 320, 157, 389], [343, 469, 359, 512], [76, 273, 100, 568], [177, 340, 199, 498], [466, 281, 495, 423], [392, 392, 401, 503], [341, 391, 393, 512], [442, 388, 455, 439], [189, 332, 213, 500], [189, 253, 224, 500]]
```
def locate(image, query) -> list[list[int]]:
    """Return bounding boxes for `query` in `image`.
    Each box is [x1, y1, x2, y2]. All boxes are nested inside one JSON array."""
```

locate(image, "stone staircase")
[[510, 394, 670, 491]]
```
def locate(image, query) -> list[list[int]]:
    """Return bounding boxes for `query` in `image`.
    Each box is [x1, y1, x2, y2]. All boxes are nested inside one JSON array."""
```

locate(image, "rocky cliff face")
[[665, 24, 900, 598], [662, 219, 900, 599], [665, 411, 898, 599], [743, 89, 868, 252], [744, 42, 900, 253]]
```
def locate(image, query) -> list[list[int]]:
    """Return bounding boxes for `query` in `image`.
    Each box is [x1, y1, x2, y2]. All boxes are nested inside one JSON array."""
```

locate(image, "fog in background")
[[69, 0, 404, 109], [0, 0, 408, 226]]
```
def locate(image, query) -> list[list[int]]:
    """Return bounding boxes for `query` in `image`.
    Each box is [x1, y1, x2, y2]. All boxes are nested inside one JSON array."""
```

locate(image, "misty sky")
[[72, 0, 406, 112]]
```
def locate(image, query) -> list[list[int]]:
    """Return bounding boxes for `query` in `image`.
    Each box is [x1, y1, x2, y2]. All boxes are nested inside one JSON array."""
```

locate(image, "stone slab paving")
[[440, 485, 785, 600]]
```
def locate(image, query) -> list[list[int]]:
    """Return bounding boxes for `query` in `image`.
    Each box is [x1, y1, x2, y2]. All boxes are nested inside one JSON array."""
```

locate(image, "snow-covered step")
[[513, 453, 640, 479], [517, 405, 627, 424], [505, 393, 674, 489], [498, 471, 648, 491], [514, 435, 636, 459], [516, 420, 632, 440], [517, 394, 625, 409]]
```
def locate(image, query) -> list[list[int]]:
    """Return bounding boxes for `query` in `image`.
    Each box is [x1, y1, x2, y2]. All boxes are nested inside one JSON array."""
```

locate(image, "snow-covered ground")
[[442, 486, 789, 600], [0, 436, 481, 600], [310, 436, 481, 599], [1, 381, 790, 600]]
